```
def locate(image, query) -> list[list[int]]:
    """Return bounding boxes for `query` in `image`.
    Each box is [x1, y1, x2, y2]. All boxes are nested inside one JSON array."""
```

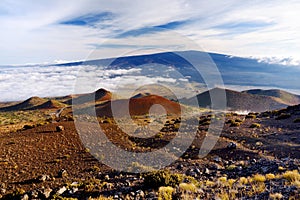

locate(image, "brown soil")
[[0, 109, 299, 194]]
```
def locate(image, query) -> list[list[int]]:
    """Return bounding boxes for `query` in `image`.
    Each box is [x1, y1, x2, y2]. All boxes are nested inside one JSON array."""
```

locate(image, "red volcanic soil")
[[95, 95, 181, 117]]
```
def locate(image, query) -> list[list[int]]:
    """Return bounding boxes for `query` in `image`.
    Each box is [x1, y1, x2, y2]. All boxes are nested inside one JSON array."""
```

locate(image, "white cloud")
[[1, 0, 300, 65], [0, 64, 183, 101], [253, 56, 300, 66]]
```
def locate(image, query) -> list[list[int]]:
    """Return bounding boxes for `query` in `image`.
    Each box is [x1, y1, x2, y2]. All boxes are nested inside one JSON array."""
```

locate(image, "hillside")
[[0, 96, 47, 111], [31, 99, 67, 110], [186, 88, 287, 112], [75, 94, 181, 117], [66, 88, 112, 105], [242, 89, 300, 105]]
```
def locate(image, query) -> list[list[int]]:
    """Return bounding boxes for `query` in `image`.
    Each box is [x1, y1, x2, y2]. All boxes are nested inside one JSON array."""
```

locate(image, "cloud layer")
[[0, 64, 190, 101]]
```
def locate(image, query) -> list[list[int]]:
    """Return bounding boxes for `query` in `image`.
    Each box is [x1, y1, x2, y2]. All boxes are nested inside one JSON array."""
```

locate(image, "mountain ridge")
[[184, 87, 290, 112]]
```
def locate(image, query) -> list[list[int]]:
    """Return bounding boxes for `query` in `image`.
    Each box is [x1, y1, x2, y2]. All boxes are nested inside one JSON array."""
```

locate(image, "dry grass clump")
[[230, 121, 241, 127], [276, 113, 291, 120], [158, 186, 174, 200], [143, 170, 184, 188], [265, 173, 276, 180], [250, 123, 261, 128], [179, 183, 197, 193], [269, 193, 283, 199], [252, 174, 266, 182], [246, 114, 256, 119], [282, 170, 300, 183]]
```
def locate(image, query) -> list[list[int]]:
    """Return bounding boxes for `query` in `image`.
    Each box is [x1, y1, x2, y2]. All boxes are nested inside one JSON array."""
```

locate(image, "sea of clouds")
[[0, 64, 185, 102]]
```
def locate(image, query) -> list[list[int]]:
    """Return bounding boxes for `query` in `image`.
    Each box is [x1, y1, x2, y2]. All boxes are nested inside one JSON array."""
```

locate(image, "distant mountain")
[[0, 96, 47, 111], [131, 92, 151, 99], [185, 88, 288, 112], [67, 88, 112, 105], [56, 50, 300, 91], [242, 89, 300, 105]]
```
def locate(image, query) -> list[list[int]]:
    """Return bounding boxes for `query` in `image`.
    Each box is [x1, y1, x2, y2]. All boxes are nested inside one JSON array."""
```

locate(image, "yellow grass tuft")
[[158, 186, 174, 200], [253, 174, 266, 182], [266, 173, 276, 180]]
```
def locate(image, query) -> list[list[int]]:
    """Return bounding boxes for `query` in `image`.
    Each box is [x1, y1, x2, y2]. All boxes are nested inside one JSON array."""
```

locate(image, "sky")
[[0, 0, 300, 65], [1, 0, 300, 101]]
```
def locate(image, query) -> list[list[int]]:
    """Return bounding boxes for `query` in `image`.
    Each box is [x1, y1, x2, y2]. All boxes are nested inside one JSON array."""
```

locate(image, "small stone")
[[146, 191, 156, 199], [58, 169, 68, 178], [57, 186, 67, 195], [21, 194, 29, 200], [104, 175, 110, 180], [195, 168, 201, 175], [68, 187, 78, 194], [186, 169, 196, 177], [213, 156, 222, 163], [0, 183, 6, 189], [0, 188, 6, 195], [227, 142, 237, 150], [56, 125, 64, 132], [70, 182, 79, 187], [135, 190, 145, 198], [176, 164, 184, 170], [204, 168, 210, 175], [125, 180, 131, 186], [41, 188, 52, 199], [256, 141, 263, 146], [30, 190, 39, 198], [38, 174, 50, 182]]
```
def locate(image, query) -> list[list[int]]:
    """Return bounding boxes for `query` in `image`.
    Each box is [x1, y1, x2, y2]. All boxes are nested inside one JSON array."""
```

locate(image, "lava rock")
[[40, 188, 52, 199], [56, 186, 67, 195], [58, 169, 68, 178], [227, 142, 237, 150], [56, 125, 64, 132]]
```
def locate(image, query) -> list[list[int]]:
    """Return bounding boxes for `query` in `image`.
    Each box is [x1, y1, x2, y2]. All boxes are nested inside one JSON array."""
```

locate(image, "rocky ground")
[[0, 106, 299, 199]]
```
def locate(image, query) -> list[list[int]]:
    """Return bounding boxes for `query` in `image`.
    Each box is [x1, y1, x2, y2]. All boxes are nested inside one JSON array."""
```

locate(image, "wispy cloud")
[[254, 56, 300, 66], [0, 0, 300, 65]]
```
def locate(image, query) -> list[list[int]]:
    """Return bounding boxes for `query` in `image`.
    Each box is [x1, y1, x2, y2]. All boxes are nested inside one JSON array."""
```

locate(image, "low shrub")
[[250, 123, 261, 128], [230, 121, 241, 127], [293, 118, 300, 123], [235, 118, 244, 123], [246, 114, 256, 119], [143, 170, 184, 188], [282, 170, 300, 182], [253, 174, 266, 183], [199, 118, 211, 126], [265, 173, 276, 180], [158, 186, 174, 200], [276, 113, 291, 120]]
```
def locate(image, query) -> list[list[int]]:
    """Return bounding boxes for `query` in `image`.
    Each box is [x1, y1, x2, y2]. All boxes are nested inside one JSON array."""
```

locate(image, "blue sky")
[[0, 0, 300, 65]]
